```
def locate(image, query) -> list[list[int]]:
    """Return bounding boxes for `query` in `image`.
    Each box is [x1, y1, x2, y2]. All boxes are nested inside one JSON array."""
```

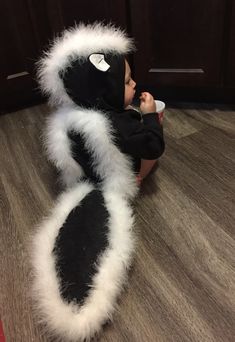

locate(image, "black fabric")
[[60, 54, 125, 111], [53, 190, 109, 304], [68, 130, 102, 184], [108, 109, 165, 171], [67, 108, 165, 175]]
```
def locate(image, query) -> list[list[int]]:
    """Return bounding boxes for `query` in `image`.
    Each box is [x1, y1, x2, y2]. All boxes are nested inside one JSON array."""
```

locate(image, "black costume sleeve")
[[112, 109, 165, 160]]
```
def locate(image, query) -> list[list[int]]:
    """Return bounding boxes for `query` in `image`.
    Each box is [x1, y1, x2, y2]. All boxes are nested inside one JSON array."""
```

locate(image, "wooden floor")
[[0, 103, 235, 342]]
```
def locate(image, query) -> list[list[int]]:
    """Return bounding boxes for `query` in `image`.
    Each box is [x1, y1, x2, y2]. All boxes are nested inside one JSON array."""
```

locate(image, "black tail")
[[53, 189, 109, 304], [31, 180, 135, 341]]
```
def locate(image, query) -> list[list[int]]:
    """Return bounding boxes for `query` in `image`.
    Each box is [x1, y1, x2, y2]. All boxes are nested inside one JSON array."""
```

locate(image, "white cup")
[[155, 100, 165, 123]]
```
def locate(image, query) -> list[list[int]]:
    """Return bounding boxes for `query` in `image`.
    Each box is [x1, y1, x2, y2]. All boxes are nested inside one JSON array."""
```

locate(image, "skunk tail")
[[31, 181, 135, 341]]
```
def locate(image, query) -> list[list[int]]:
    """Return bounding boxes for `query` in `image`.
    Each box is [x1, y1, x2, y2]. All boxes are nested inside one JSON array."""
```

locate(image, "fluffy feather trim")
[[37, 23, 135, 106], [45, 106, 138, 198]]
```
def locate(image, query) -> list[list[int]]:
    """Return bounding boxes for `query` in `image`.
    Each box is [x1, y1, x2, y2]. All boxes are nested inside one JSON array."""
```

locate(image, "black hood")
[[60, 53, 125, 112]]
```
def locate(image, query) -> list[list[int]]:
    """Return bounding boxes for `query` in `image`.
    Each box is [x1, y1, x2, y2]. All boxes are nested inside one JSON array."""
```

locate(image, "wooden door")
[[0, 0, 52, 112], [46, 0, 129, 35], [225, 0, 235, 87], [130, 0, 227, 88]]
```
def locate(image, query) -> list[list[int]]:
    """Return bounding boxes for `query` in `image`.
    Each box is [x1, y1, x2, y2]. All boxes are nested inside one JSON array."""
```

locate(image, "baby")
[[33, 23, 165, 342], [61, 54, 165, 186], [124, 59, 164, 183]]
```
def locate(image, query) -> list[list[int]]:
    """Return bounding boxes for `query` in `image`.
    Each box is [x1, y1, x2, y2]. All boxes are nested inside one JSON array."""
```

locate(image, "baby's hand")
[[139, 92, 156, 114]]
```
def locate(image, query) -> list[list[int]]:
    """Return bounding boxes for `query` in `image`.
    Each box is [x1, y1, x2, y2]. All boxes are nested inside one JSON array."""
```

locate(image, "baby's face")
[[124, 60, 136, 108]]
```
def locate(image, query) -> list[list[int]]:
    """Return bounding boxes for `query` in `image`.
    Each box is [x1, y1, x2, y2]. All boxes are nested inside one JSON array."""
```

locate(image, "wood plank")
[[0, 103, 235, 341]]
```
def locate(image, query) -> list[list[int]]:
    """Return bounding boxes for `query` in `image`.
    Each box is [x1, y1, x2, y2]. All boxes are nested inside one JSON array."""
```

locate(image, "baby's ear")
[[89, 54, 110, 72]]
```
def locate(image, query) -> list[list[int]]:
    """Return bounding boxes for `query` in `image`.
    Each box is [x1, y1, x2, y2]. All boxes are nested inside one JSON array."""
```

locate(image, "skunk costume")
[[32, 23, 164, 341]]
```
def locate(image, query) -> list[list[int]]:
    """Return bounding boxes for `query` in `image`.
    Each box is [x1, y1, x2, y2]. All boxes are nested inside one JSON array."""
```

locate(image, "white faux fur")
[[44, 106, 84, 188], [37, 23, 135, 106], [45, 106, 138, 198], [32, 182, 135, 341]]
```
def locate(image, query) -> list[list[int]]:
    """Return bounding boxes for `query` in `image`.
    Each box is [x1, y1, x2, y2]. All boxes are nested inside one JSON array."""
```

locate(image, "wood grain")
[[0, 103, 234, 341]]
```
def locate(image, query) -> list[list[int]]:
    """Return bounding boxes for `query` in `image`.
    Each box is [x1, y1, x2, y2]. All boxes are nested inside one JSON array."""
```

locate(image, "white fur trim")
[[37, 23, 135, 106], [44, 108, 84, 188], [45, 106, 138, 198], [31, 182, 135, 341]]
